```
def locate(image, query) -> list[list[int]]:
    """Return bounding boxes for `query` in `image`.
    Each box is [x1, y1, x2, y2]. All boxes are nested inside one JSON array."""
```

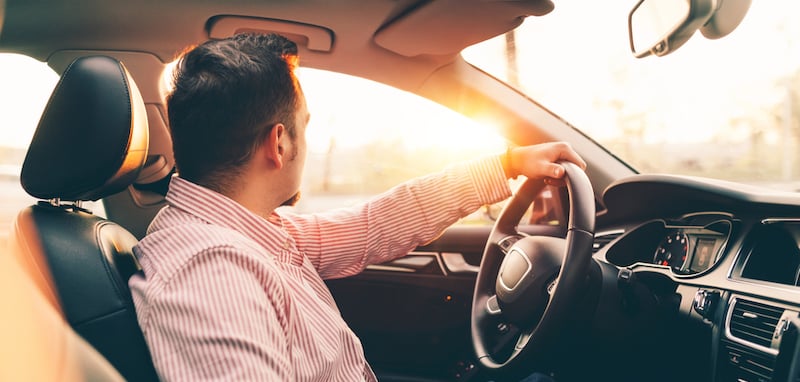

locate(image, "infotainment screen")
[[690, 238, 716, 272]]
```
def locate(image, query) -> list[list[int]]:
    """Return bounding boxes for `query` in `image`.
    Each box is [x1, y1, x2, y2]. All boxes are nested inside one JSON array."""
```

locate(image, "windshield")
[[463, 1, 800, 191]]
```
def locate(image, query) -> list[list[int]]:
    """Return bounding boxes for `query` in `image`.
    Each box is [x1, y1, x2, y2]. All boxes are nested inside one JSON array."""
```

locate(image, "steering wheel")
[[471, 161, 595, 371]]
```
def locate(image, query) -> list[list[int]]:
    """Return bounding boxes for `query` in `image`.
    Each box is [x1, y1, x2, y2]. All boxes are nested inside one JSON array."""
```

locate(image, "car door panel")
[[326, 223, 566, 381]]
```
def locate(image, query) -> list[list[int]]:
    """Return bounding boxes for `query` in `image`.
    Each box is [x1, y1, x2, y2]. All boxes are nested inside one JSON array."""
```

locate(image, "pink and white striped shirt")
[[129, 156, 511, 381]]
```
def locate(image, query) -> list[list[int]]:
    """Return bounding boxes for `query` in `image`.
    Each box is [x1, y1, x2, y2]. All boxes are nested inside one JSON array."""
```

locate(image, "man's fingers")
[[554, 144, 587, 170], [511, 142, 587, 181], [544, 162, 565, 179]]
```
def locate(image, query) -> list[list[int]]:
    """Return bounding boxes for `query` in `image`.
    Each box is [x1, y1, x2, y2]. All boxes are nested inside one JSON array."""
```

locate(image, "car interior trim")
[[724, 295, 788, 356], [207, 16, 334, 52]]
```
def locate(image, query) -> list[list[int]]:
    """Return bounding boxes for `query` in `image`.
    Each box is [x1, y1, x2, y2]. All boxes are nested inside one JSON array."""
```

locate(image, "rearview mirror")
[[628, 0, 751, 58], [628, 0, 714, 58]]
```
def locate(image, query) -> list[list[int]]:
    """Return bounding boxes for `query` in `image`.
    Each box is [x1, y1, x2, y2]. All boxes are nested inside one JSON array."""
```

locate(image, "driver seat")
[[10, 55, 159, 381]]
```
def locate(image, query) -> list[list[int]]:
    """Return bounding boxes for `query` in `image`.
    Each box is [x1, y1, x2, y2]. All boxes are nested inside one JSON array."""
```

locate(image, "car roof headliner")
[[0, 0, 553, 85]]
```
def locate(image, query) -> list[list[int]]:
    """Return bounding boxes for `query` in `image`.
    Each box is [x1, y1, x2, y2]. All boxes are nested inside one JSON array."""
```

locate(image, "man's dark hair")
[[167, 33, 300, 193]]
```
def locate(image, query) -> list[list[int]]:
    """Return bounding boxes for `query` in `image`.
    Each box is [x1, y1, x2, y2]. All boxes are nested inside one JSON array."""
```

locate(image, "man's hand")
[[505, 142, 587, 185]]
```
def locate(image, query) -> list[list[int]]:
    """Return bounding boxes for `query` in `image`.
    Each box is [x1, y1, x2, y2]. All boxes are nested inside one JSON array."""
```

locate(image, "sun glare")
[[296, 68, 506, 155]]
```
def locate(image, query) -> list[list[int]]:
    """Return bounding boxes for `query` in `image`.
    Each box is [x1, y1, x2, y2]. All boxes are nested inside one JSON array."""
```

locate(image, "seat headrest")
[[21, 56, 149, 202]]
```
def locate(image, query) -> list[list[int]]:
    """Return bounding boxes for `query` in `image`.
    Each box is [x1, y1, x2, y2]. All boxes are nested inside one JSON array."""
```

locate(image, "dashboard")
[[593, 174, 800, 382]]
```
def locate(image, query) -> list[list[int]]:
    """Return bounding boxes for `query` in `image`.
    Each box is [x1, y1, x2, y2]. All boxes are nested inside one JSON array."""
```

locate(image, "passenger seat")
[[10, 55, 160, 381]]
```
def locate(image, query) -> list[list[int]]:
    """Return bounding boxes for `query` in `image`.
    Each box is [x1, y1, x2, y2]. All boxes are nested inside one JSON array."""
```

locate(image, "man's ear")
[[264, 123, 286, 169]]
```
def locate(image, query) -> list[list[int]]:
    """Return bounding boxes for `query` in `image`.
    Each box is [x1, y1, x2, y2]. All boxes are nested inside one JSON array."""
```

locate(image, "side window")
[[0, 54, 58, 245], [289, 68, 563, 227], [290, 68, 506, 224]]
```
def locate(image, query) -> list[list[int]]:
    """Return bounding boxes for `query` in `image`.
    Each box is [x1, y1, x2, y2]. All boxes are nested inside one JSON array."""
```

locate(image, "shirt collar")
[[165, 176, 292, 253]]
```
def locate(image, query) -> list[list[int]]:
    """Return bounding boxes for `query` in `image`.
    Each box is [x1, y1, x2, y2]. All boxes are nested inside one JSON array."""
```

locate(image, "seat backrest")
[[11, 55, 160, 381], [1, 239, 125, 382]]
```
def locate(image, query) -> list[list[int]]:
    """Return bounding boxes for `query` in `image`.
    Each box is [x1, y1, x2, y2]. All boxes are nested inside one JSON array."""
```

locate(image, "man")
[[129, 33, 587, 381]]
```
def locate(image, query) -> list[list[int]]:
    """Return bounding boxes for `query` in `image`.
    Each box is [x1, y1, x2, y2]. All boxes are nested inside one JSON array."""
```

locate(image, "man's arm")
[[286, 142, 586, 280], [286, 155, 509, 279], [141, 247, 291, 381]]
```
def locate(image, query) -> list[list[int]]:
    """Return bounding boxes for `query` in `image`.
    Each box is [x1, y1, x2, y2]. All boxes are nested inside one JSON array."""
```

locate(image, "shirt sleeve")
[[141, 246, 292, 381], [284, 155, 511, 280]]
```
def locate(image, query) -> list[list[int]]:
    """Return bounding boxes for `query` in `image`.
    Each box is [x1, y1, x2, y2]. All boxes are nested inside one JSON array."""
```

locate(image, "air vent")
[[592, 231, 623, 253], [720, 340, 776, 382], [728, 298, 784, 350]]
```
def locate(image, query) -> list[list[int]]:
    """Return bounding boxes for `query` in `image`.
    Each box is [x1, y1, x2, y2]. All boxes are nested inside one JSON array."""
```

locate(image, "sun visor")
[[374, 0, 553, 57]]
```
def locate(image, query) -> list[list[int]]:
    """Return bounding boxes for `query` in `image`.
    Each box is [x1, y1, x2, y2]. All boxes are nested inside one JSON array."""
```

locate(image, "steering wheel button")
[[486, 296, 501, 314]]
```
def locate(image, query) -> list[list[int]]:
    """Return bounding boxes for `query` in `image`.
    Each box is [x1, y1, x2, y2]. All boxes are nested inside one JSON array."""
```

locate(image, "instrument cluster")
[[652, 227, 725, 275], [604, 216, 732, 277]]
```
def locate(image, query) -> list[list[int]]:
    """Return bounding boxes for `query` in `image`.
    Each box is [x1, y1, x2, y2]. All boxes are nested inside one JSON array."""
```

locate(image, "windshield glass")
[[463, 1, 800, 191]]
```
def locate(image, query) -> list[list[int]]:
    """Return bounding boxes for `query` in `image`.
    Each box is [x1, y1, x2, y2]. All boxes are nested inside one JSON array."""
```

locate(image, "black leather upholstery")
[[1, 227, 125, 382], [12, 55, 159, 381], [21, 55, 148, 201], [14, 206, 158, 381]]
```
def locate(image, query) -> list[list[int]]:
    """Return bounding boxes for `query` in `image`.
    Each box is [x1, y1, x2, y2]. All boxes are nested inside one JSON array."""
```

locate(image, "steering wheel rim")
[[471, 161, 595, 371]]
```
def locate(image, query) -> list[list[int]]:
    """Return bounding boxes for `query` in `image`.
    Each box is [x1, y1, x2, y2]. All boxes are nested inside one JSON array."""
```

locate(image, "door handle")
[[441, 252, 479, 274]]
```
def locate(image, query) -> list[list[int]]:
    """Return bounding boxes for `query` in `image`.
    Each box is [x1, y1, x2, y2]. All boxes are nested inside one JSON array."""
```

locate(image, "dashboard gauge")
[[653, 231, 689, 269]]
